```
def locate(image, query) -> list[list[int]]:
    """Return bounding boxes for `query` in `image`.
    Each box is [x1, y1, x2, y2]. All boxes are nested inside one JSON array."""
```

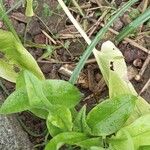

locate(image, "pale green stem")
[[25, 0, 34, 17]]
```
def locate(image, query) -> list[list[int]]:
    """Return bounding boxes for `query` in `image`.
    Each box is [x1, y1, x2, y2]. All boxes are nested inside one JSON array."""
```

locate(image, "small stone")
[[28, 19, 41, 36], [34, 33, 46, 44], [41, 63, 53, 74], [122, 44, 147, 63], [113, 18, 124, 31], [135, 74, 142, 82], [133, 58, 143, 68]]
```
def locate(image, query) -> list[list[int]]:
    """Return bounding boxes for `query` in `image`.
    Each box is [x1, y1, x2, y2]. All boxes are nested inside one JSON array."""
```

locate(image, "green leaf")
[[116, 7, 150, 43], [42, 80, 82, 108], [94, 41, 150, 124], [29, 108, 48, 119], [86, 95, 136, 136], [45, 132, 88, 150], [139, 145, 150, 150], [76, 137, 103, 149], [19, 70, 51, 119], [23, 70, 50, 108], [73, 105, 86, 132], [0, 29, 44, 82], [89, 147, 105, 150], [46, 105, 73, 137], [73, 105, 91, 134], [46, 120, 62, 137], [16, 71, 26, 89], [0, 59, 18, 82], [110, 114, 150, 150], [16, 71, 81, 119], [17, 72, 81, 108], [0, 88, 29, 114], [93, 41, 136, 96]]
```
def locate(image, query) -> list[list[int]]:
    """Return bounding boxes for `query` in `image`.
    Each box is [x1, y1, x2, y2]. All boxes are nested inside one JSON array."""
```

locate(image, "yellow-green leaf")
[[86, 95, 136, 136], [0, 29, 44, 82], [93, 41, 150, 124]]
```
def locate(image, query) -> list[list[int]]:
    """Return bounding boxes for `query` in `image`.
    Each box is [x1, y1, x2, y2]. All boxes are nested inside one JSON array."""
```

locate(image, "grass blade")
[[69, 0, 138, 84], [116, 7, 150, 43], [0, 0, 21, 42]]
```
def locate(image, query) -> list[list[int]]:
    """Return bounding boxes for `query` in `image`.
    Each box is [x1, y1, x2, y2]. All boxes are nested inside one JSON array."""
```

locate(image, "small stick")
[[139, 78, 150, 95], [41, 30, 57, 45], [142, 0, 149, 13], [137, 55, 150, 77], [37, 60, 74, 64], [88, 17, 101, 37], [95, 0, 102, 8], [57, 0, 96, 49], [72, 0, 85, 17]]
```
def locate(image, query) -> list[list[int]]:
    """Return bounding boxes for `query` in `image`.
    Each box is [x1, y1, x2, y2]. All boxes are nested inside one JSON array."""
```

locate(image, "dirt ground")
[[0, 0, 150, 149]]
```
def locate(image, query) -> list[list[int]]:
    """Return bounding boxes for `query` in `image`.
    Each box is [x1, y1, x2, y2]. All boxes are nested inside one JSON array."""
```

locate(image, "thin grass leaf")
[[69, 0, 138, 84], [0, 0, 20, 42], [5, 0, 23, 15], [116, 7, 150, 43], [72, 0, 85, 17]]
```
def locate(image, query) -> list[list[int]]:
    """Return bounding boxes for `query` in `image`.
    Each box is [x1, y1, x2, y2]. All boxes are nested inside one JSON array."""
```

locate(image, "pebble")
[[28, 19, 41, 36], [41, 63, 53, 74], [133, 58, 143, 68], [34, 33, 46, 44]]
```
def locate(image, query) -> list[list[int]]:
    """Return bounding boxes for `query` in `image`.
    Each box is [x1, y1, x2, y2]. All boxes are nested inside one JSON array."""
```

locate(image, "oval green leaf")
[[46, 105, 73, 137], [86, 95, 137, 136], [0, 88, 29, 114], [45, 132, 88, 150], [42, 80, 82, 108]]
